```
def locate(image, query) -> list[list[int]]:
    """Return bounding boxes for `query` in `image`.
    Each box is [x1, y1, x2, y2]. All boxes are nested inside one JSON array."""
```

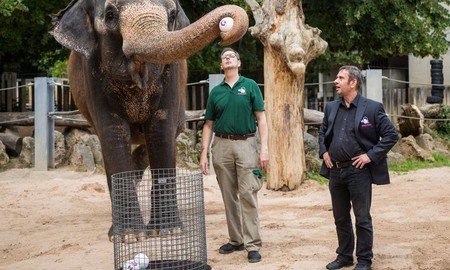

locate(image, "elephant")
[[49, 0, 248, 243]]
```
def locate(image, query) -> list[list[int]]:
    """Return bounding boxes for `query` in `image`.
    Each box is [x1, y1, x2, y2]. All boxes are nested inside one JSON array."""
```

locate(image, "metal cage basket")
[[111, 168, 209, 270]]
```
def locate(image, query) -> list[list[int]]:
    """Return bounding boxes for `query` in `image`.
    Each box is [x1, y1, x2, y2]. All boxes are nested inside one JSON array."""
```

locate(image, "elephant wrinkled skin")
[[50, 0, 248, 242]]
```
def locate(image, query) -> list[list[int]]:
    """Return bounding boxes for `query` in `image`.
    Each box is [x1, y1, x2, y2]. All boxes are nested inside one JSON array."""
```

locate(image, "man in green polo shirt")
[[200, 48, 269, 263]]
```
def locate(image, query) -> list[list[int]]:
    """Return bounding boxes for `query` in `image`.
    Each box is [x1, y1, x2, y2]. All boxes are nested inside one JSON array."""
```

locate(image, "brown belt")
[[215, 133, 255, 140]]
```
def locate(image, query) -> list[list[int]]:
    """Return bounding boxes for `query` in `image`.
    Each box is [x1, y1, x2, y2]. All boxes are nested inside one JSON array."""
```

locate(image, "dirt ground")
[[0, 166, 449, 270]]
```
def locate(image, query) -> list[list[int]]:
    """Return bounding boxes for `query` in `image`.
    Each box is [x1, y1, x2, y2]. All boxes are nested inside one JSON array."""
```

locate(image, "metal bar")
[[34, 77, 55, 171]]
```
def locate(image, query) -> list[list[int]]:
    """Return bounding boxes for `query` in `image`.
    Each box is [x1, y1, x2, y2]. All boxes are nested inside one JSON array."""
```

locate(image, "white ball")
[[123, 259, 140, 270], [134, 253, 149, 269], [219, 17, 234, 32]]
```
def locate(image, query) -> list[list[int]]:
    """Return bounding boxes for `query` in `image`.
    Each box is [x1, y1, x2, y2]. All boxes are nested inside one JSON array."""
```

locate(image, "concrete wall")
[[408, 4, 450, 87], [408, 52, 450, 87]]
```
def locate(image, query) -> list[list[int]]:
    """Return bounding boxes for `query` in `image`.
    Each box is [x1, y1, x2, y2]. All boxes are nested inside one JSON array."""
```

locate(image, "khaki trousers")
[[211, 136, 263, 251]]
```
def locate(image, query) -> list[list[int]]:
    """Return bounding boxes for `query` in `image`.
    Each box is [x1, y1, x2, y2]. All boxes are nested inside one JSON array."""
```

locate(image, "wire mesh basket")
[[111, 168, 209, 270]]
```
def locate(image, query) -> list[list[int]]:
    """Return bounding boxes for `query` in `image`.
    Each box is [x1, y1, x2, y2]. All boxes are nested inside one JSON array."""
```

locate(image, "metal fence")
[[1, 72, 449, 126]]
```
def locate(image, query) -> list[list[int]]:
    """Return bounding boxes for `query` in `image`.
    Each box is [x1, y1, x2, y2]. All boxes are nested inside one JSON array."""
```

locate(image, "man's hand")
[[352, 154, 371, 169], [323, 152, 333, 169], [200, 151, 209, 175], [259, 149, 269, 170]]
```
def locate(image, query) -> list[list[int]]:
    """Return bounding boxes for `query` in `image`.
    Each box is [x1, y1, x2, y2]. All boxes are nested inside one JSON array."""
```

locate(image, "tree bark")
[[399, 104, 423, 137], [399, 103, 445, 137], [0, 133, 22, 157], [0, 112, 90, 128], [245, 0, 327, 190]]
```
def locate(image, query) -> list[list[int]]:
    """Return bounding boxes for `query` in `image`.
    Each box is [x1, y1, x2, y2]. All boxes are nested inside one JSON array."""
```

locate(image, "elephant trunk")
[[121, 5, 249, 64]]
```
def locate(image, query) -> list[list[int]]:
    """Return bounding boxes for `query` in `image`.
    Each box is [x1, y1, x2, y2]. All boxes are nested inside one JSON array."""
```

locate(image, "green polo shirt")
[[204, 76, 265, 135]]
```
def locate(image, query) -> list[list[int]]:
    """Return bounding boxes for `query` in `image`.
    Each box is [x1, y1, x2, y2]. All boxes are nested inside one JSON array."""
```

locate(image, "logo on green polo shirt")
[[237, 87, 247, 95]]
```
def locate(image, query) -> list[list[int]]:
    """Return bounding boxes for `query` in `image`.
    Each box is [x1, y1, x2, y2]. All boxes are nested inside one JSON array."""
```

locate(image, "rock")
[[84, 135, 103, 167], [395, 135, 434, 162], [387, 151, 406, 165], [304, 132, 319, 158], [19, 136, 34, 166], [305, 155, 321, 173], [0, 141, 9, 167], [54, 130, 66, 167], [69, 143, 96, 172], [65, 128, 102, 171], [176, 129, 199, 169]]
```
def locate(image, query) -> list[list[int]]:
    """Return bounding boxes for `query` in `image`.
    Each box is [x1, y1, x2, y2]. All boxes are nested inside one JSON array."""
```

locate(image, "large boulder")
[[0, 141, 9, 167], [176, 129, 200, 169], [65, 129, 103, 171], [304, 131, 319, 158], [19, 136, 34, 166], [69, 143, 96, 172], [393, 135, 434, 162], [54, 130, 66, 167]]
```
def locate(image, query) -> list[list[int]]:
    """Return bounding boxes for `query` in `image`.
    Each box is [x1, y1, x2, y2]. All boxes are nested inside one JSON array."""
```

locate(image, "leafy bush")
[[435, 105, 450, 141]]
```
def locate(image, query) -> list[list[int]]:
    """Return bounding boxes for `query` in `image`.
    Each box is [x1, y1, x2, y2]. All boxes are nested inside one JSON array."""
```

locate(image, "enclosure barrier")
[[2, 74, 447, 170], [111, 168, 210, 270]]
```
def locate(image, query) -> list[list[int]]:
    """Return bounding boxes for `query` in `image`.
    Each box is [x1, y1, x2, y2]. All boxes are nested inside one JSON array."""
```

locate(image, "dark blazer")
[[318, 95, 398, 185]]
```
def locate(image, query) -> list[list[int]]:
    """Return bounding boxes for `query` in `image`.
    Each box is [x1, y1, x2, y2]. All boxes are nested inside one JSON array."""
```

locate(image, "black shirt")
[[328, 95, 365, 162]]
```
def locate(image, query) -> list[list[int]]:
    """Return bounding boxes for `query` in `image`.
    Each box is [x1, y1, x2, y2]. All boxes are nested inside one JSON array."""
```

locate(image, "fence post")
[[364, 69, 383, 103], [34, 77, 55, 171]]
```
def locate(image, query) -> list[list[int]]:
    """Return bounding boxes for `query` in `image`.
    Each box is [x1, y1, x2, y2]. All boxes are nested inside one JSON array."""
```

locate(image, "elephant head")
[[50, 0, 249, 64]]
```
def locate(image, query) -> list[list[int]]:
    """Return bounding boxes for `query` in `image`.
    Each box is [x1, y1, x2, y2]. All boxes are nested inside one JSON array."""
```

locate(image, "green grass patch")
[[307, 172, 329, 185], [388, 153, 450, 172]]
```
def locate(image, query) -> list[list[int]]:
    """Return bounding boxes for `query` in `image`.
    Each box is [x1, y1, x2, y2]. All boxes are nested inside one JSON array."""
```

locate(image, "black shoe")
[[219, 243, 245, 254], [326, 259, 354, 269], [248, 250, 262, 263], [354, 264, 371, 270]]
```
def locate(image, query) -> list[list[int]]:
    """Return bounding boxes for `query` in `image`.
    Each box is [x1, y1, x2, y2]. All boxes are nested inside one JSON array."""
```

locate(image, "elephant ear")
[[174, 1, 190, 30], [49, 0, 95, 58]]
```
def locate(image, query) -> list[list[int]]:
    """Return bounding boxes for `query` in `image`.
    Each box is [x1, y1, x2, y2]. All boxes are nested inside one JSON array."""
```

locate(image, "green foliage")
[[48, 59, 68, 78], [388, 153, 450, 172], [179, 0, 263, 82], [435, 105, 450, 140], [303, 0, 450, 71], [0, 0, 27, 16], [1, 0, 449, 80], [0, 0, 70, 75], [306, 172, 329, 185]]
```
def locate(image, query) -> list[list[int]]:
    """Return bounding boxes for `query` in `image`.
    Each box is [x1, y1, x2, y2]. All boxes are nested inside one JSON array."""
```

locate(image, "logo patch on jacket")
[[237, 87, 247, 95], [360, 116, 373, 127]]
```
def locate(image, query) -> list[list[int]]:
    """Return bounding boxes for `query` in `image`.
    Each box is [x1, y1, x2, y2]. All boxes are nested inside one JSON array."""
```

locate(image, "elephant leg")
[[95, 120, 145, 243], [144, 117, 182, 234]]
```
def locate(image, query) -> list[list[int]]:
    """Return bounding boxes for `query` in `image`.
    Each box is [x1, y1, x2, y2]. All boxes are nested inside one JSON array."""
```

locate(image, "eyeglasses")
[[221, 54, 237, 60]]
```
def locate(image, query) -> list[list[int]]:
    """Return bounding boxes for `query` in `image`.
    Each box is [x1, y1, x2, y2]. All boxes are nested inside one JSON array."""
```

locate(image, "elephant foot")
[[121, 231, 148, 244], [108, 226, 147, 244], [147, 226, 184, 238]]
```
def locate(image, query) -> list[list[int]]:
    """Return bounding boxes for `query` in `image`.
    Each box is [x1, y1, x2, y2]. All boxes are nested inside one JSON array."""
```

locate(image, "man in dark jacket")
[[319, 66, 398, 270]]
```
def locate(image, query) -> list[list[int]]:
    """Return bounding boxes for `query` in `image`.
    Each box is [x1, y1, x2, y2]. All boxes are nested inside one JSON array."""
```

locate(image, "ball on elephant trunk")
[[219, 17, 234, 32]]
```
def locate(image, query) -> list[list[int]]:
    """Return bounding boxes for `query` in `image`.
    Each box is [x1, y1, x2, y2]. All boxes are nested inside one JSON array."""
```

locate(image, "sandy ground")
[[0, 167, 449, 270]]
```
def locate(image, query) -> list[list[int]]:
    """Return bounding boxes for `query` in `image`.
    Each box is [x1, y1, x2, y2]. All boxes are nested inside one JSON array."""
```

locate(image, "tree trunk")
[[0, 133, 22, 157], [399, 104, 423, 137], [245, 0, 327, 190], [399, 103, 445, 137], [264, 48, 305, 190]]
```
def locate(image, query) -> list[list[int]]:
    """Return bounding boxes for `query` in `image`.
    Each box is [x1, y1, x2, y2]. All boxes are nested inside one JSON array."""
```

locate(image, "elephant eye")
[[105, 6, 119, 29]]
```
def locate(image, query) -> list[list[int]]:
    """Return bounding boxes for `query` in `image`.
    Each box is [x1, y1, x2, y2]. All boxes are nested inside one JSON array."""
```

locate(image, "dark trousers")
[[329, 166, 373, 265]]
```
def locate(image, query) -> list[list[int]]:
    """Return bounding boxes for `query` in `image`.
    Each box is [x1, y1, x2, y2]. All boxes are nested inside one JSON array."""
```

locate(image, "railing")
[[2, 73, 450, 128]]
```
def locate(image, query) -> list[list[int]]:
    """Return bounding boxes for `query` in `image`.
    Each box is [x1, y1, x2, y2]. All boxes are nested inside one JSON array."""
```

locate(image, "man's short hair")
[[221, 47, 240, 60], [339, 65, 362, 89]]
